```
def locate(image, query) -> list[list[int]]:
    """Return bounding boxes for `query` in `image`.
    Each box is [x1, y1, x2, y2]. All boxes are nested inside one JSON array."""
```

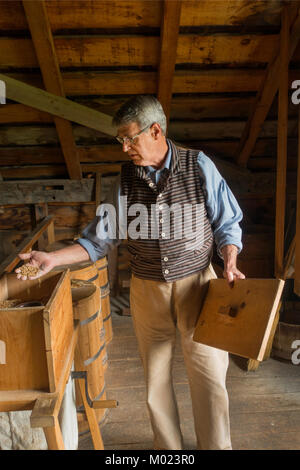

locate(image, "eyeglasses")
[[115, 124, 151, 145]]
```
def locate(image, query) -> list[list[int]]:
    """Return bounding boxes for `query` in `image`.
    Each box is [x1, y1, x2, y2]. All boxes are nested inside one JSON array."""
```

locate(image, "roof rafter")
[[22, 0, 82, 180], [235, 3, 300, 168], [157, 0, 182, 129]]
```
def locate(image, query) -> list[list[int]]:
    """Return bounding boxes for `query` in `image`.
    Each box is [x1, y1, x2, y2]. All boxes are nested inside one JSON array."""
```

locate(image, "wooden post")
[[95, 172, 102, 209], [275, 6, 289, 278], [43, 418, 65, 450], [34, 203, 55, 250]]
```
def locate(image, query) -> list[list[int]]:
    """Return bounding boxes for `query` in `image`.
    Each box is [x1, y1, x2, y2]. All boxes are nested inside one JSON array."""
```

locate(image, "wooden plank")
[[0, 96, 256, 124], [0, 307, 49, 391], [0, 389, 55, 412], [23, 0, 81, 180], [0, 166, 118, 188], [31, 322, 79, 427], [0, 139, 298, 167], [0, 215, 54, 275], [0, 73, 115, 135], [180, 0, 282, 27], [0, 165, 68, 180], [81, 163, 122, 174], [2, 119, 299, 147], [0, 103, 52, 124], [0, 1, 282, 31], [43, 270, 74, 392], [45, 0, 162, 30], [0, 179, 95, 204], [8, 68, 300, 96], [236, 5, 300, 167], [0, 34, 282, 69], [193, 278, 285, 361], [157, 0, 182, 126], [63, 69, 265, 95], [275, 6, 290, 279], [295, 106, 300, 296]]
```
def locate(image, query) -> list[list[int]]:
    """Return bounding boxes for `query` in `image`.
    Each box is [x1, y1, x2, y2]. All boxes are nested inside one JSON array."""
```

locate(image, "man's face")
[[117, 121, 155, 166]]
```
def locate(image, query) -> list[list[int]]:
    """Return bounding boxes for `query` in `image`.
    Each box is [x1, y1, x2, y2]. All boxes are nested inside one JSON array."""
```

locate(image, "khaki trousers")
[[130, 265, 231, 450]]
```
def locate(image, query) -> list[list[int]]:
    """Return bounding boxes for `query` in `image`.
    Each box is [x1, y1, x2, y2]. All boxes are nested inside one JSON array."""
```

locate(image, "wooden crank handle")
[[92, 399, 118, 409]]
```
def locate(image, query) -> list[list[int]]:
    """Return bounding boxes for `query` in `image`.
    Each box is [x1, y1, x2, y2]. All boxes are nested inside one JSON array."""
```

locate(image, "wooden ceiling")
[[0, 0, 299, 180]]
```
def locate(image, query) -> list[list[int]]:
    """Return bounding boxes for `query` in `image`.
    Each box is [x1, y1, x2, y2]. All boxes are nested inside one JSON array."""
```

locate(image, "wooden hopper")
[[0, 270, 74, 393]]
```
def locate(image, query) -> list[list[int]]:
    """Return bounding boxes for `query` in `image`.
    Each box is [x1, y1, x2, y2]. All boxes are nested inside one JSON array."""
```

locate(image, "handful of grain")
[[19, 263, 40, 277]]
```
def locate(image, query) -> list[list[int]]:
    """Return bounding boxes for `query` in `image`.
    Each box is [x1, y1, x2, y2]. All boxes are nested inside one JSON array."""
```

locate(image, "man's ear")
[[151, 123, 162, 140]]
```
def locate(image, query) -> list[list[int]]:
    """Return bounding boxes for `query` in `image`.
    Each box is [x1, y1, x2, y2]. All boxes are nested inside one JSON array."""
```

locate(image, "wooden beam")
[[0, 73, 115, 135], [34, 203, 55, 250], [0, 179, 95, 204], [275, 6, 290, 278], [0, 164, 122, 180], [23, 0, 81, 180], [0, 0, 283, 31], [0, 34, 284, 69], [236, 5, 300, 167], [157, 0, 182, 125]]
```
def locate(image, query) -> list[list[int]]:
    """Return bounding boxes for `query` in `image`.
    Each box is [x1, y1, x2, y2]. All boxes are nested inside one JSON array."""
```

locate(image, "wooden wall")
[[0, 0, 298, 279]]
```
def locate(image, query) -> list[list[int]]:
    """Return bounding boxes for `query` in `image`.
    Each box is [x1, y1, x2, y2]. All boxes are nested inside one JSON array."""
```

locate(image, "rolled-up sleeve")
[[197, 151, 243, 258], [76, 175, 123, 261]]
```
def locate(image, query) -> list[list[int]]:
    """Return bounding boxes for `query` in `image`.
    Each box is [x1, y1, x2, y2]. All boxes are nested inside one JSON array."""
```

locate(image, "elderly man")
[[16, 95, 245, 450]]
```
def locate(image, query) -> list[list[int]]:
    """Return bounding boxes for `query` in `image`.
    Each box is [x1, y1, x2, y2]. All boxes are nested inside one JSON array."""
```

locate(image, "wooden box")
[[193, 278, 284, 361], [0, 270, 73, 393]]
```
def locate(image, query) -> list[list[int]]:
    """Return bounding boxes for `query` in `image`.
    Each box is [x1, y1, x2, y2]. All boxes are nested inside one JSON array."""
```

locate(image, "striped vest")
[[120, 140, 214, 282]]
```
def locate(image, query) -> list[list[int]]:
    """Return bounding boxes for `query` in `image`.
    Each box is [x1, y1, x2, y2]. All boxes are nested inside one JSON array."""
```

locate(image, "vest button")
[[149, 182, 154, 187], [158, 205, 163, 210], [161, 232, 166, 238], [164, 269, 169, 274], [158, 193, 163, 198], [163, 257, 168, 262]]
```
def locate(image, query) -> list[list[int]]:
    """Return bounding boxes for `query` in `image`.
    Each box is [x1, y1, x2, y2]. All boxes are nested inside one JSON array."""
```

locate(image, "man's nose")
[[122, 140, 131, 152]]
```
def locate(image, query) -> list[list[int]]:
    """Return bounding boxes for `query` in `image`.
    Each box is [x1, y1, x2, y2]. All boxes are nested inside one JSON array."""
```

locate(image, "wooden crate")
[[0, 270, 73, 393]]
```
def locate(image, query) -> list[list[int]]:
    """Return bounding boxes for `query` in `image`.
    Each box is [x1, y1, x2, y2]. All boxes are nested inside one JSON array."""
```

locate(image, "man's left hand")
[[221, 244, 245, 285]]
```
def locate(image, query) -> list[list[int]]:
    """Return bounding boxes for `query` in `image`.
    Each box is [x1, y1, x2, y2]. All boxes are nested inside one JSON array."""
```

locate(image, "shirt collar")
[[146, 140, 172, 174], [134, 139, 181, 180]]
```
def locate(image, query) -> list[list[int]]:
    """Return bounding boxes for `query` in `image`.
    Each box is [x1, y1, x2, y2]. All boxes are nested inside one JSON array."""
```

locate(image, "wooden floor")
[[79, 311, 300, 451]]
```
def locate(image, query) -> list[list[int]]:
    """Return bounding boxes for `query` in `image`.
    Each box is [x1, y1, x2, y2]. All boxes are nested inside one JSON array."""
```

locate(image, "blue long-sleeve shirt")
[[77, 145, 243, 262]]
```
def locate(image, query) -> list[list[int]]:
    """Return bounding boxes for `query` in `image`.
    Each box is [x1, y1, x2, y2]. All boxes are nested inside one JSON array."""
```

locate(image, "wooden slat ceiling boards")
[[0, 0, 298, 175]]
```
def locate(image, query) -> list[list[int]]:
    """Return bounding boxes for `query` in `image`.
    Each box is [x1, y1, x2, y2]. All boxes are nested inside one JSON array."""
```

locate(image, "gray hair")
[[112, 95, 167, 135]]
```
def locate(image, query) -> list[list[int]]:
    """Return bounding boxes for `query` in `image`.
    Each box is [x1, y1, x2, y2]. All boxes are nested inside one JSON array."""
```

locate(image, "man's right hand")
[[15, 251, 55, 280]]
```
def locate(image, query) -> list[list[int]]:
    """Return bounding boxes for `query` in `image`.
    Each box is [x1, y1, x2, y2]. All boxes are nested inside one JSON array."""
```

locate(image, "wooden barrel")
[[272, 321, 300, 362], [71, 281, 107, 430], [46, 240, 108, 371], [95, 257, 113, 344]]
